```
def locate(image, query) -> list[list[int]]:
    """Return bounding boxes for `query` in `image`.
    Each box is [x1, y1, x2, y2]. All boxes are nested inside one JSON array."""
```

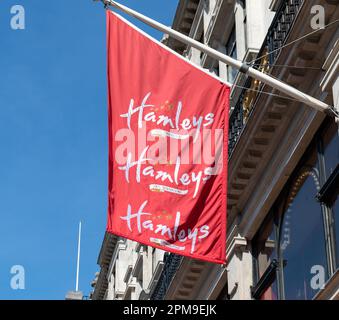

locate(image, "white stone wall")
[[195, 0, 274, 83], [246, 0, 274, 52], [105, 239, 165, 300]]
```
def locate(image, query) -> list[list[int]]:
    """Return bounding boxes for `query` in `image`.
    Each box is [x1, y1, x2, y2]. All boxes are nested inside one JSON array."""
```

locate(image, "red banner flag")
[[106, 11, 230, 264]]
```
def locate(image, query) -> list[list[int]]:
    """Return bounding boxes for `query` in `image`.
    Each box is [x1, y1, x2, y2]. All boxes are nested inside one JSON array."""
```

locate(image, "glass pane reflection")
[[281, 168, 327, 300], [334, 201, 339, 268]]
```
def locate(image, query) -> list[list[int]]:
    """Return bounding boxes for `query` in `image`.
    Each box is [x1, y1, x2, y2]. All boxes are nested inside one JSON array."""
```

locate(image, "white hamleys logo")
[[120, 200, 210, 254]]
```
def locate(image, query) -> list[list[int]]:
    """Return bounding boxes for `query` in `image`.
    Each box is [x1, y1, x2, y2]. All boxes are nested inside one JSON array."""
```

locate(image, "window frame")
[[252, 119, 339, 300]]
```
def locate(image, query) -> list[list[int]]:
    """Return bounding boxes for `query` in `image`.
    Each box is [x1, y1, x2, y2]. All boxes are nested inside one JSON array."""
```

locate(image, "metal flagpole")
[[76, 221, 81, 292], [96, 0, 338, 118]]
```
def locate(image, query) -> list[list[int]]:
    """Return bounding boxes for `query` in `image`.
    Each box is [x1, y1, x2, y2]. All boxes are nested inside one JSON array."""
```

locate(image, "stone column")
[[106, 273, 115, 300], [226, 233, 253, 300]]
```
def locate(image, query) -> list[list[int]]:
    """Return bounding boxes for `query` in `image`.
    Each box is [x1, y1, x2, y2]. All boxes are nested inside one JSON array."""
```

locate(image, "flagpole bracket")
[[239, 62, 250, 75]]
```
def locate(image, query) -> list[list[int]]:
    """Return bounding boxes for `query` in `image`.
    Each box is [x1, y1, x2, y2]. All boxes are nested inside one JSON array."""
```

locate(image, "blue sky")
[[0, 0, 178, 300]]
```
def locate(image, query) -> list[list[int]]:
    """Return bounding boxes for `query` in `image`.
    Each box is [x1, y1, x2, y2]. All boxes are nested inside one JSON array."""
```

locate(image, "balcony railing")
[[151, 0, 304, 301], [228, 0, 304, 156], [150, 253, 183, 300]]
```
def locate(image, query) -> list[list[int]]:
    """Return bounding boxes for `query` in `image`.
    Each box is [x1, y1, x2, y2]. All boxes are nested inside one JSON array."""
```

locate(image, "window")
[[334, 200, 339, 268], [252, 120, 339, 300], [239, 0, 247, 52], [319, 123, 339, 268], [252, 210, 278, 300], [280, 163, 327, 300], [323, 124, 339, 179], [226, 27, 237, 83], [255, 218, 277, 279], [212, 63, 220, 77]]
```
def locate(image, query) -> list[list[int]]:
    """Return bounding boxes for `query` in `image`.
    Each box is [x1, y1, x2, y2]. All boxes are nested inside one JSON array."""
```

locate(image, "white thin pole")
[[100, 0, 335, 116], [76, 221, 81, 292]]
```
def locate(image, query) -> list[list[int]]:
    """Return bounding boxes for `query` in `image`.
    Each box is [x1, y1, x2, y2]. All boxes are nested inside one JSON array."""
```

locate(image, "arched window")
[[252, 120, 338, 300], [279, 165, 327, 300]]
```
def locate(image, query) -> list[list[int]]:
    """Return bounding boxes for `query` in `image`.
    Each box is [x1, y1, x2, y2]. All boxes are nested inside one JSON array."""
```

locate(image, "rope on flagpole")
[[97, 0, 338, 119]]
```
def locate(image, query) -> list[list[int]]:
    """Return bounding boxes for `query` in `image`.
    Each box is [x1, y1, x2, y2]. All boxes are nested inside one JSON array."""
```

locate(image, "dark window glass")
[[254, 120, 337, 300], [280, 156, 327, 299], [226, 28, 237, 83], [323, 122, 338, 268], [212, 63, 220, 77], [253, 215, 278, 300], [256, 221, 276, 279], [334, 200, 339, 268], [323, 124, 339, 179]]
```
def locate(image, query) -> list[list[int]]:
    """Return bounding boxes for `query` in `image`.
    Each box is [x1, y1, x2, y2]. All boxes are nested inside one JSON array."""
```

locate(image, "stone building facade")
[[92, 0, 339, 300]]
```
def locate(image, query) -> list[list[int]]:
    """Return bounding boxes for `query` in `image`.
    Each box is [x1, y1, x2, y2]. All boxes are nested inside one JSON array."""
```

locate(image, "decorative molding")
[[226, 236, 248, 260], [132, 254, 143, 279], [107, 240, 127, 281], [123, 265, 133, 284]]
